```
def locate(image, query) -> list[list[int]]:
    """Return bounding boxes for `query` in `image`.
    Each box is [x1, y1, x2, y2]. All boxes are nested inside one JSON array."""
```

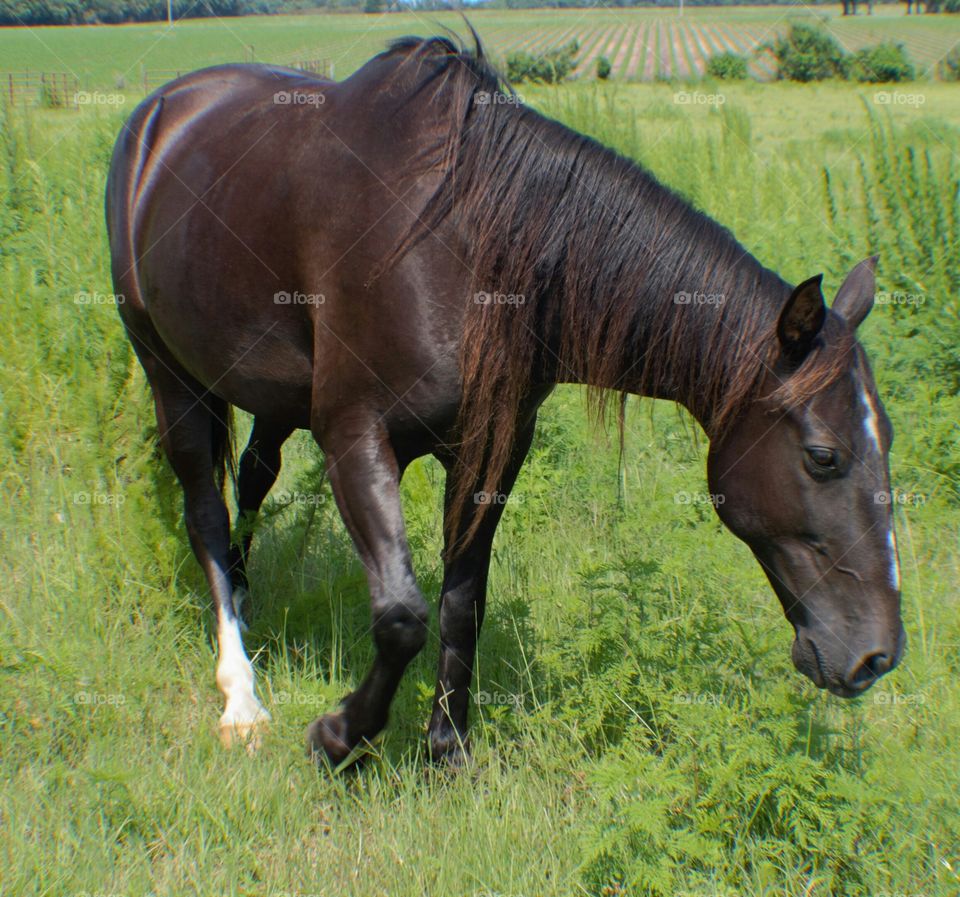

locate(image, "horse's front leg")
[[306, 412, 429, 766], [427, 410, 540, 766]]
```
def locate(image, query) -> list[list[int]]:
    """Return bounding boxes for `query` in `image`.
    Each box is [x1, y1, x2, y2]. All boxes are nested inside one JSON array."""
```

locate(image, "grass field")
[[0, 5, 959, 90], [2, 8, 960, 897]]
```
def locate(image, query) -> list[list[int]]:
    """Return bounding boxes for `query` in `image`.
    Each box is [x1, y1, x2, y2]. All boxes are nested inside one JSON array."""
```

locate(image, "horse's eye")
[[807, 447, 836, 469]]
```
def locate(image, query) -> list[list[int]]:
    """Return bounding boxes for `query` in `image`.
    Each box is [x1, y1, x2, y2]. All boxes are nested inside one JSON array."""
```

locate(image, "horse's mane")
[[377, 34, 855, 553]]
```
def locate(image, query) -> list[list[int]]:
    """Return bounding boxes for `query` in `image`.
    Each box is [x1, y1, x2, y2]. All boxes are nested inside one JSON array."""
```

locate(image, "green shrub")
[[706, 51, 749, 80], [596, 55, 612, 81], [941, 45, 960, 81], [770, 23, 849, 82], [506, 52, 541, 84], [507, 40, 579, 85], [851, 42, 915, 83]]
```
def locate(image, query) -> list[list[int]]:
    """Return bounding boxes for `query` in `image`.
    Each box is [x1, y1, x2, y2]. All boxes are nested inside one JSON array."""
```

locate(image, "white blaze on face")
[[860, 380, 901, 592], [216, 609, 270, 746], [860, 386, 882, 455], [887, 528, 901, 591]]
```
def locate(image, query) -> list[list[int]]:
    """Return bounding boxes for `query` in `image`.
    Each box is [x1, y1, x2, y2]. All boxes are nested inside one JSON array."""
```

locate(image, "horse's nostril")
[[848, 651, 893, 690], [866, 651, 894, 677]]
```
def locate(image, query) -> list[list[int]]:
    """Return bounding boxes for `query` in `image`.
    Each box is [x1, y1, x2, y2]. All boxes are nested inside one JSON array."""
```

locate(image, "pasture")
[[0, 6, 958, 88], [1, 7, 959, 897]]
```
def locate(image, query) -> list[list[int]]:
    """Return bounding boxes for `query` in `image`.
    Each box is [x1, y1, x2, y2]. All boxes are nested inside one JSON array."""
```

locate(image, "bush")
[[941, 46, 960, 81], [706, 52, 749, 81], [507, 40, 579, 85], [851, 42, 915, 82], [596, 55, 612, 81], [770, 23, 849, 82], [506, 52, 543, 84]]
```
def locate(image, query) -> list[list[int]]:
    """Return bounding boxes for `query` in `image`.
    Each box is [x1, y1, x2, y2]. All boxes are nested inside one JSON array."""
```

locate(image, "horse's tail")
[[211, 400, 238, 498]]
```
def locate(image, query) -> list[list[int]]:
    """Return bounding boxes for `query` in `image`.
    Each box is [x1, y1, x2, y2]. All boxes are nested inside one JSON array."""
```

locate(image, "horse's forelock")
[[763, 313, 860, 417]]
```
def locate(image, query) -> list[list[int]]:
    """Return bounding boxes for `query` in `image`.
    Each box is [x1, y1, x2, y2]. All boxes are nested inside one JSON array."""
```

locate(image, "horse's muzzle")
[[792, 622, 906, 697]]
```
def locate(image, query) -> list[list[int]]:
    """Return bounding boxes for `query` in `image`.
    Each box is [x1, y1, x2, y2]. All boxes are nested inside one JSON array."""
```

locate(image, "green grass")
[[1, 21, 959, 897]]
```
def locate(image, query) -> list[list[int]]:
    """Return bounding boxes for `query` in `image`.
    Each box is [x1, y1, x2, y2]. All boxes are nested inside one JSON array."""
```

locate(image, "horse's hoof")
[[427, 732, 471, 769], [305, 712, 354, 767], [219, 706, 270, 753]]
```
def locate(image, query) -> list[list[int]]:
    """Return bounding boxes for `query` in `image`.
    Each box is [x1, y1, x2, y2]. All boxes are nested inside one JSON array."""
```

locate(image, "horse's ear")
[[832, 255, 878, 329], [778, 274, 826, 363]]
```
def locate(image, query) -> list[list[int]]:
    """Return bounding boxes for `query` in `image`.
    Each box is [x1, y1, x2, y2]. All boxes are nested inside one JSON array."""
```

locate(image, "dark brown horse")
[[106, 36, 904, 766]]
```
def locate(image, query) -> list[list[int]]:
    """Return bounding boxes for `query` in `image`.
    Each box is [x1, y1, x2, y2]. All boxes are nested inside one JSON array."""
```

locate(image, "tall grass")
[[1, 86, 958, 896]]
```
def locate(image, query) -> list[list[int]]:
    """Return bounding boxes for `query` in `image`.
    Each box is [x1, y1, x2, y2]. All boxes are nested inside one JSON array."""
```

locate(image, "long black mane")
[[382, 35, 852, 549]]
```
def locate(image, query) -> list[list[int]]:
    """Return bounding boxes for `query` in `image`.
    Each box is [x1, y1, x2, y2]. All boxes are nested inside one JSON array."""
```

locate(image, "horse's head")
[[708, 257, 905, 697]]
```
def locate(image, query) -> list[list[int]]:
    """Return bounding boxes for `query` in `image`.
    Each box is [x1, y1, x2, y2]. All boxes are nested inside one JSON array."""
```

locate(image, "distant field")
[[0, 5, 958, 91]]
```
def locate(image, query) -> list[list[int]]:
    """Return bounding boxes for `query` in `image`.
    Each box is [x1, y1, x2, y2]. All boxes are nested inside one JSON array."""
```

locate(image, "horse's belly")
[[142, 278, 316, 425]]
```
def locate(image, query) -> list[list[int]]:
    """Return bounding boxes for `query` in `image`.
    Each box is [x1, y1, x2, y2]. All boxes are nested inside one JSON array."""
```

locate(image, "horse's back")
[[106, 50, 465, 430], [106, 50, 443, 236], [106, 62, 333, 255]]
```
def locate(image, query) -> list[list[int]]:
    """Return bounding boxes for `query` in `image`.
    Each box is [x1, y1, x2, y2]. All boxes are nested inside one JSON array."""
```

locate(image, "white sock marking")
[[216, 611, 269, 742]]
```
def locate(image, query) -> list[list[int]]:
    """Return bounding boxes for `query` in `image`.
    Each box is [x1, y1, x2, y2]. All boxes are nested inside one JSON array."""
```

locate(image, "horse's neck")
[[543, 249, 788, 438]]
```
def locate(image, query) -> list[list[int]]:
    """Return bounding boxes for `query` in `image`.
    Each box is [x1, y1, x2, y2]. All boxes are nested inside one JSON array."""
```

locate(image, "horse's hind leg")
[[132, 337, 270, 748], [305, 412, 428, 766], [227, 417, 294, 622]]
